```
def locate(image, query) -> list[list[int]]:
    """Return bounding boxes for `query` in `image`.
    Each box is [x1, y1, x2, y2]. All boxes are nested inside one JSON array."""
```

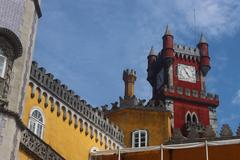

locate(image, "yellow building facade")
[[106, 108, 172, 147], [18, 61, 124, 160], [104, 69, 172, 148]]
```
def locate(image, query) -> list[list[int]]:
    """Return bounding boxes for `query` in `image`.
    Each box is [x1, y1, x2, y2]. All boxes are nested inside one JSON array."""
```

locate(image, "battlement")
[[123, 69, 136, 81], [103, 98, 167, 114], [30, 61, 124, 145], [163, 85, 219, 107], [174, 43, 200, 57]]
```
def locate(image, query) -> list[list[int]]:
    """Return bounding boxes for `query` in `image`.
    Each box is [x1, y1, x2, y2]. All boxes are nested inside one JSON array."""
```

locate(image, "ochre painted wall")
[[19, 147, 35, 160], [174, 100, 209, 130], [19, 84, 108, 160], [106, 108, 171, 147]]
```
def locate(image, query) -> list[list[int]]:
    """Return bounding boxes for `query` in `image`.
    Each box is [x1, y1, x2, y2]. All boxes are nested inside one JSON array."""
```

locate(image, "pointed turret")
[[164, 24, 173, 36], [162, 25, 174, 67], [147, 46, 157, 86], [148, 46, 157, 56], [197, 33, 210, 76], [199, 33, 208, 44]]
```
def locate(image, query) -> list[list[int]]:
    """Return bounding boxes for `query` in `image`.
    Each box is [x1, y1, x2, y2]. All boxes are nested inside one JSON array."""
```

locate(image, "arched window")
[[185, 111, 192, 124], [28, 108, 45, 138], [0, 48, 7, 78], [132, 130, 148, 148], [192, 112, 198, 124], [185, 111, 199, 124]]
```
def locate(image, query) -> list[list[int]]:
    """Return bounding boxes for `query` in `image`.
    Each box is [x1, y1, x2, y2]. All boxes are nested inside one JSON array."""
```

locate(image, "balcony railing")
[[20, 128, 64, 160]]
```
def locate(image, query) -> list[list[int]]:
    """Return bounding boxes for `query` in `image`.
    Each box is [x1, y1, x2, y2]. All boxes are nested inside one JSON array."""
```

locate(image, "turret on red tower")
[[198, 34, 211, 76], [162, 25, 174, 67], [147, 47, 157, 85]]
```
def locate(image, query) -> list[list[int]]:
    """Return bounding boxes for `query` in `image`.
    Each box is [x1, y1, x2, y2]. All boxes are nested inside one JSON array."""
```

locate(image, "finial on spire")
[[199, 33, 208, 43], [149, 46, 157, 56], [164, 24, 173, 36]]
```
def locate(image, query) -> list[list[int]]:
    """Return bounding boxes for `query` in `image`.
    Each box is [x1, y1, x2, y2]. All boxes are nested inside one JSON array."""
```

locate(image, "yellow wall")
[[19, 83, 108, 160], [19, 147, 35, 160], [106, 108, 171, 147]]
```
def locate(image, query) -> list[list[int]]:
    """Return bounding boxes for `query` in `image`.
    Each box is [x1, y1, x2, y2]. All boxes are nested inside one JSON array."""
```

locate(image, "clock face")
[[156, 69, 164, 89], [177, 64, 196, 83]]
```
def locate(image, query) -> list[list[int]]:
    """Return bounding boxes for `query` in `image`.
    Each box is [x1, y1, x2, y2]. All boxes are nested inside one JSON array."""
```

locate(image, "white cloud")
[[232, 89, 240, 105], [138, 0, 240, 40], [175, 0, 240, 37]]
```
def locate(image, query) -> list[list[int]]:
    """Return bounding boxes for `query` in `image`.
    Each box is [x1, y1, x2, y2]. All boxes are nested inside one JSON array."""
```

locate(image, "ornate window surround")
[[28, 107, 45, 139], [132, 130, 148, 148], [0, 27, 22, 101]]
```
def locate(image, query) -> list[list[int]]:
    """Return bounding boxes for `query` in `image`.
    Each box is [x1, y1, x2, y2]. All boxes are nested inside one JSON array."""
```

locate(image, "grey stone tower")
[[0, 0, 41, 159]]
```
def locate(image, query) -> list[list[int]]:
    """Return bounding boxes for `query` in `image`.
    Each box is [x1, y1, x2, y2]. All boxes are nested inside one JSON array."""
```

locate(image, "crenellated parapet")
[[174, 44, 200, 61], [103, 98, 168, 115], [29, 61, 124, 147], [162, 85, 219, 106]]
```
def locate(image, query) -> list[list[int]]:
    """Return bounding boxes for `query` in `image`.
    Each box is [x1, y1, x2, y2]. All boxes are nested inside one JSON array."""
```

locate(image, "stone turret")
[[123, 69, 136, 99], [198, 33, 211, 76], [162, 25, 174, 67], [147, 46, 157, 85], [119, 69, 139, 107]]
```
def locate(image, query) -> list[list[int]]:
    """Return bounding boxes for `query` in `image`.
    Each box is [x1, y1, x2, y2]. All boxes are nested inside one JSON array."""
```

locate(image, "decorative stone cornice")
[[162, 85, 219, 107]]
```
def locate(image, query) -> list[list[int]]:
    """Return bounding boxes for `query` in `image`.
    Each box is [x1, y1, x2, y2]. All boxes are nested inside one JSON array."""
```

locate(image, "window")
[[0, 48, 6, 78], [28, 108, 44, 138], [132, 130, 147, 148], [192, 113, 199, 124], [185, 111, 199, 124], [186, 112, 191, 124]]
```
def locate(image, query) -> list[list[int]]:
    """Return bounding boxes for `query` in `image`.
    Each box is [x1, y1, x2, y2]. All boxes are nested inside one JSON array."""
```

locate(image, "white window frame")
[[0, 49, 7, 78], [132, 130, 148, 148], [28, 107, 45, 139]]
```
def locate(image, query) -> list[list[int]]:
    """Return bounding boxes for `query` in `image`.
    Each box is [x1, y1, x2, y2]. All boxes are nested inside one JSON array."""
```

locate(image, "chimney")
[[123, 69, 136, 98]]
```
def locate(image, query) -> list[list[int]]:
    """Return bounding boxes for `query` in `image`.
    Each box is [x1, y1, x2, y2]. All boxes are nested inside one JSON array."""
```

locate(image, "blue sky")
[[34, 0, 240, 132]]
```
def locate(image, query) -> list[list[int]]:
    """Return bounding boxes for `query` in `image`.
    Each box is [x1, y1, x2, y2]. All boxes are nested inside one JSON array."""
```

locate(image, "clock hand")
[[184, 68, 190, 77]]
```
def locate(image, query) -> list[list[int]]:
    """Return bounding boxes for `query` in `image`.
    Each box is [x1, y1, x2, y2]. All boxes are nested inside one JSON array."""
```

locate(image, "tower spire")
[[199, 33, 208, 44], [149, 46, 156, 56], [164, 25, 173, 36]]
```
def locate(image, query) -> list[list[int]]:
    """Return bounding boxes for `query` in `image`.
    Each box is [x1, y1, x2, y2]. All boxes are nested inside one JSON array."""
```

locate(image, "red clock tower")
[[147, 26, 219, 136]]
